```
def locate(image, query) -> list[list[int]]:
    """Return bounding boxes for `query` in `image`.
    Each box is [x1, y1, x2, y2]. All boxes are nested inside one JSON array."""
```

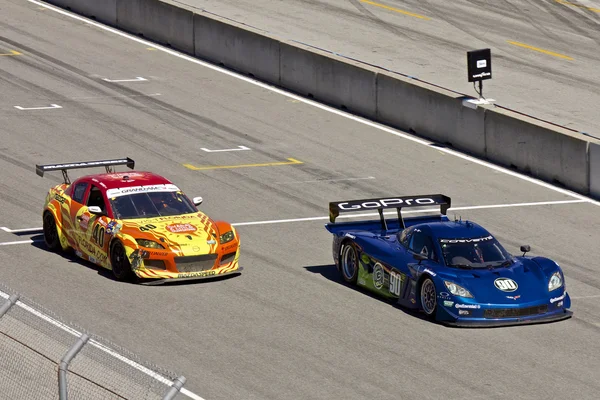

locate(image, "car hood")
[[453, 259, 554, 304]]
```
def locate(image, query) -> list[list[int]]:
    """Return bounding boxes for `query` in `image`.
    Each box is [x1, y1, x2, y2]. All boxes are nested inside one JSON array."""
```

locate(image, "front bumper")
[[437, 291, 572, 328], [140, 267, 243, 285]]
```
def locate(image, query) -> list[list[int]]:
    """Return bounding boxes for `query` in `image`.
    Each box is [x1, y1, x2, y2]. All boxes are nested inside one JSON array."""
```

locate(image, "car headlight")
[[548, 271, 563, 292], [220, 231, 235, 244], [136, 239, 165, 249], [444, 281, 474, 298]]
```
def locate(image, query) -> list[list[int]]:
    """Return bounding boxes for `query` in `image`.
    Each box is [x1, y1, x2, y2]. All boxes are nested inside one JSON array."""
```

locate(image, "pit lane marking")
[[14, 104, 62, 110], [183, 158, 303, 170], [0, 50, 22, 56], [0, 199, 586, 246], [201, 146, 251, 152], [102, 77, 148, 83], [28, 0, 600, 208], [507, 41, 574, 61]]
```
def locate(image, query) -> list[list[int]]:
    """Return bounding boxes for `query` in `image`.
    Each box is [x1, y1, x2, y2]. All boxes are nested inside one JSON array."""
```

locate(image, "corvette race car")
[[37, 157, 242, 284], [325, 194, 572, 327]]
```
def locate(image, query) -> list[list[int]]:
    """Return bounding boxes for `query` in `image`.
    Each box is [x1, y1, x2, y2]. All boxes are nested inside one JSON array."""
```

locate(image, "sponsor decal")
[[443, 300, 454, 307], [75, 250, 83, 258], [106, 184, 180, 198], [338, 197, 436, 210], [373, 262, 385, 290], [557, 301, 563, 307], [494, 277, 518, 292], [455, 304, 481, 309], [550, 294, 565, 304], [166, 223, 197, 234], [54, 194, 66, 204], [506, 295, 521, 300], [177, 270, 217, 279], [458, 310, 471, 316], [439, 236, 493, 244], [344, 233, 356, 239], [106, 221, 122, 235], [79, 213, 90, 230], [423, 268, 436, 277], [438, 292, 451, 299], [206, 240, 216, 245]]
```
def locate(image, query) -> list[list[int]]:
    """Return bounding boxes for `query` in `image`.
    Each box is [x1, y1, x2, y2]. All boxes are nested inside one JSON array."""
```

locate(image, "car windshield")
[[439, 235, 512, 269], [109, 191, 196, 219]]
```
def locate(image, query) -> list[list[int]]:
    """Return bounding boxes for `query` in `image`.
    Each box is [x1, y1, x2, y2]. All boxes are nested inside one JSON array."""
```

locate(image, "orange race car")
[[36, 157, 242, 284]]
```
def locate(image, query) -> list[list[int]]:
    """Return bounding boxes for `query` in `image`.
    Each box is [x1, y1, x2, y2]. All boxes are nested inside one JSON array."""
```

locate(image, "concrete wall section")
[[280, 42, 377, 119], [193, 13, 281, 84], [46, 0, 117, 25], [116, 0, 195, 55], [485, 107, 589, 193], [590, 142, 600, 199], [376, 72, 487, 156]]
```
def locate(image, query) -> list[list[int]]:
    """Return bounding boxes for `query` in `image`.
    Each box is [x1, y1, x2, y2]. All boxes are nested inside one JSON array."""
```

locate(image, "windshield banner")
[[106, 184, 180, 198]]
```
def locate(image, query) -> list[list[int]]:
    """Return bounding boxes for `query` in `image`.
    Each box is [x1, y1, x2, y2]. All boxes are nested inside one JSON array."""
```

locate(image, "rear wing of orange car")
[[35, 157, 135, 183], [328, 194, 451, 230]]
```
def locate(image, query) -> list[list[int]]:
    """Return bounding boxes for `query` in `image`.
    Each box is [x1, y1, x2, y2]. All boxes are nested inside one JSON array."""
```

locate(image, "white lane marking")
[[14, 104, 62, 110], [0, 289, 196, 397], [274, 176, 376, 184], [200, 146, 251, 152], [27, 0, 600, 208], [102, 76, 147, 82], [0, 199, 587, 241], [0, 239, 38, 246]]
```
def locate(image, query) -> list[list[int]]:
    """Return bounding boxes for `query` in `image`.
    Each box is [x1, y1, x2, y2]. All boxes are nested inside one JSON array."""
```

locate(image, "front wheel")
[[110, 241, 134, 282], [340, 242, 359, 284], [420, 277, 437, 318], [43, 212, 60, 251]]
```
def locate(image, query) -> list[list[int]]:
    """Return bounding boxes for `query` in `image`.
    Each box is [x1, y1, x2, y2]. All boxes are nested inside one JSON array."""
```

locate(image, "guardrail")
[[0, 283, 187, 400], [40, 0, 600, 199]]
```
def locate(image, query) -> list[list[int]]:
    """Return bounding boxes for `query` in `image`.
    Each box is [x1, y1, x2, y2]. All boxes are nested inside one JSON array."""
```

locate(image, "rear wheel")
[[420, 277, 437, 318], [43, 212, 60, 251], [340, 242, 359, 284], [110, 241, 134, 282]]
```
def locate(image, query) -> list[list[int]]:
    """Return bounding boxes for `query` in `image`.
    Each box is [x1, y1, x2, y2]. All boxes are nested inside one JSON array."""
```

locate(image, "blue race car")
[[325, 194, 572, 327]]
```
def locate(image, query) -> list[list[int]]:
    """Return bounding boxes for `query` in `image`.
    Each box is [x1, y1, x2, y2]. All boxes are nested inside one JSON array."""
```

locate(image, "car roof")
[[414, 220, 492, 240], [77, 171, 174, 190]]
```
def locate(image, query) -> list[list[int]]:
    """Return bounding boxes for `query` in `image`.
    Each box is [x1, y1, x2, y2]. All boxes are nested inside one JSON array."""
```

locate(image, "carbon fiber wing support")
[[328, 194, 451, 230], [35, 157, 135, 184]]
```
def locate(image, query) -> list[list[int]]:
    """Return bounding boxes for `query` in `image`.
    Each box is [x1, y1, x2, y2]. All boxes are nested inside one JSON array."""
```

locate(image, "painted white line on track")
[[27, 0, 600, 208], [0, 199, 587, 241], [274, 176, 376, 184], [102, 76, 147, 82], [0, 289, 199, 398], [201, 146, 251, 152], [14, 104, 62, 110]]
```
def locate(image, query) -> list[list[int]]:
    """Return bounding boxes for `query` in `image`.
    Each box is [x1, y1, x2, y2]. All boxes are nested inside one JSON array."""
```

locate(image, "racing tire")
[[340, 242, 359, 285], [420, 277, 437, 318], [43, 212, 61, 252], [110, 241, 135, 282]]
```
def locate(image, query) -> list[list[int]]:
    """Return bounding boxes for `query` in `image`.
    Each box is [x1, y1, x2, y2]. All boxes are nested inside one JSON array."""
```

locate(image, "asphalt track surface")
[[1, 1, 600, 399], [185, 0, 600, 137]]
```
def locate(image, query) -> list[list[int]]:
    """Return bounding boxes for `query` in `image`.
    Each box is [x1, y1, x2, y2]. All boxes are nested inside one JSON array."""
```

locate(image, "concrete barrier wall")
[[280, 42, 378, 118], [590, 142, 600, 199], [485, 107, 589, 192], [47, 0, 599, 197], [377, 72, 487, 156], [193, 13, 281, 84], [46, 0, 117, 25], [116, 0, 195, 55]]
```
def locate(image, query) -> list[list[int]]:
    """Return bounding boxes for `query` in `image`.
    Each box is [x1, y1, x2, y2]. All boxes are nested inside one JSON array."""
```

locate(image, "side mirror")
[[193, 196, 203, 206], [413, 253, 427, 263], [88, 206, 104, 215], [520, 245, 531, 256]]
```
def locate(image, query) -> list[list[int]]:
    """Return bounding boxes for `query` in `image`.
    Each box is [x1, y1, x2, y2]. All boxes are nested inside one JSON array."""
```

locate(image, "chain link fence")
[[0, 283, 188, 400]]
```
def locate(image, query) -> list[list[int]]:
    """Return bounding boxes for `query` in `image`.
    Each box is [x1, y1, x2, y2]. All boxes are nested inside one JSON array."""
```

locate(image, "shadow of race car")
[[325, 194, 572, 327]]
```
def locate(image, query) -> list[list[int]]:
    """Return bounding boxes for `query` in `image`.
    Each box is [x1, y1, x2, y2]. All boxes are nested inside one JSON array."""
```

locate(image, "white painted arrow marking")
[[14, 104, 62, 110], [102, 77, 148, 82], [200, 145, 251, 152]]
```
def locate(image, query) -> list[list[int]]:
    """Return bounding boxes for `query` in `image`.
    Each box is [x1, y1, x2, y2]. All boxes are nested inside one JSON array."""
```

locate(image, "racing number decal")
[[92, 223, 105, 247], [139, 224, 157, 232], [389, 271, 402, 296]]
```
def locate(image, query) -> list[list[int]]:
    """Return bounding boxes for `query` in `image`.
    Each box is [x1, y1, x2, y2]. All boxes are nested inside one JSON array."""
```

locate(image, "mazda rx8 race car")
[[325, 194, 572, 327], [37, 157, 242, 284]]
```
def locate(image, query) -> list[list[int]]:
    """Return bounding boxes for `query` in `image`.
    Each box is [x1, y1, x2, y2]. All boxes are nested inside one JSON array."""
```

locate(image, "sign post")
[[467, 48, 492, 99]]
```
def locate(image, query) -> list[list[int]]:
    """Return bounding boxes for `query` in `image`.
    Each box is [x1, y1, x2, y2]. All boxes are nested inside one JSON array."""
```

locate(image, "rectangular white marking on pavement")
[[14, 104, 62, 110], [102, 77, 148, 82], [200, 146, 251, 152]]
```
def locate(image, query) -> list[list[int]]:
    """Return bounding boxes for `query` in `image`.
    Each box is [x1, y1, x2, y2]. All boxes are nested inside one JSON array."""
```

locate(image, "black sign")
[[467, 48, 492, 82]]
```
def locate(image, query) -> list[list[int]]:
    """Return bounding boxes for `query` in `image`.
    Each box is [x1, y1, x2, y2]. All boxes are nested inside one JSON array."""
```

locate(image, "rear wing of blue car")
[[328, 194, 451, 230], [35, 157, 135, 184]]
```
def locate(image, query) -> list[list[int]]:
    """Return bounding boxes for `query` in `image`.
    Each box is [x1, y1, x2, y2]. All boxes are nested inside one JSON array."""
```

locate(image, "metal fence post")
[[0, 294, 20, 318], [163, 376, 187, 400], [58, 333, 89, 400]]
